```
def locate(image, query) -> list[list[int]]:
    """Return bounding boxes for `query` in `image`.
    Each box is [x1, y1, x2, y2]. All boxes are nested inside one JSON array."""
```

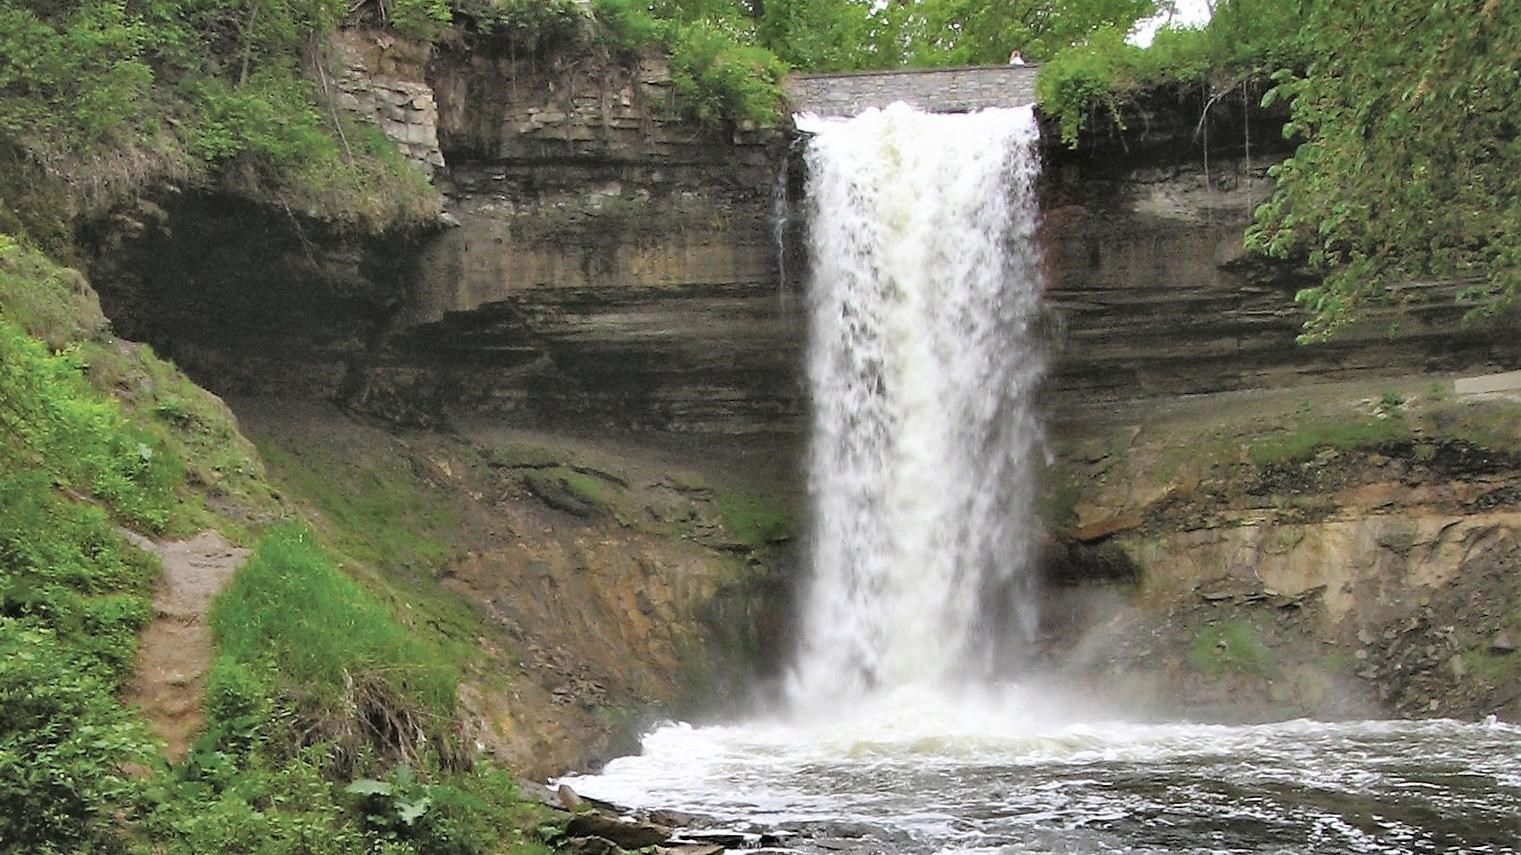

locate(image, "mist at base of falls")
[[558, 104, 1521, 854]]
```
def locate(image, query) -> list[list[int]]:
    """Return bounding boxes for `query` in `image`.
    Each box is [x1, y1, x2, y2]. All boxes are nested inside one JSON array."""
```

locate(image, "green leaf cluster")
[[590, 0, 786, 127], [893, 0, 1154, 67], [0, 620, 158, 852], [1036, 0, 1305, 147], [1247, 0, 1521, 339]]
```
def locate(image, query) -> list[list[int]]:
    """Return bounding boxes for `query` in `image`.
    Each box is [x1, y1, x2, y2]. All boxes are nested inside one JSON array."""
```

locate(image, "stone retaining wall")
[[786, 65, 1039, 118]]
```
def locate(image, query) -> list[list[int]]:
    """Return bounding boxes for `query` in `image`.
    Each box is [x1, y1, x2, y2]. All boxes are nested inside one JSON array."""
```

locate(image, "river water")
[[562, 685, 1521, 853], [561, 104, 1521, 853]]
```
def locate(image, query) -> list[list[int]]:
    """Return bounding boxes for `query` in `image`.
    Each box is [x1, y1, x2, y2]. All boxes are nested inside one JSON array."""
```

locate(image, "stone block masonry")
[[786, 66, 1040, 118]]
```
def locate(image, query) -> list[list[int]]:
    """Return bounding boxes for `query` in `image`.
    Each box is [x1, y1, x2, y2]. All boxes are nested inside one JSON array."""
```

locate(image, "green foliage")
[[210, 524, 458, 722], [588, 0, 786, 127], [591, 0, 668, 56], [1, 237, 281, 540], [895, 0, 1154, 66], [1246, 0, 1521, 338], [149, 740, 365, 854], [669, 20, 788, 127], [0, 1, 156, 148], [0, 620, 158, 852], [384, 0, 454, 39], [1036, 0, 1306, 146], [0, 367, 161, 851], [0, 472, 158, 677], [0, 0, 439, 229], [1187, 619, 1276, 676], [754, 0, 881, 71], [0, 315, 181, 532]]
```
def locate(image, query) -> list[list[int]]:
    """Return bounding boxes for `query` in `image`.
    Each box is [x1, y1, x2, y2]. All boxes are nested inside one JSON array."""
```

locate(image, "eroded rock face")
[[379, 37, 803, 433], [1042, 386, 1521, 722], [87, 30, 805, 435]]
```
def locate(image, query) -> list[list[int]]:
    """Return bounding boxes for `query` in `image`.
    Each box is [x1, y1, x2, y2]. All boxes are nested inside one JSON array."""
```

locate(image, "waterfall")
[[787, 103, 1046, 708]]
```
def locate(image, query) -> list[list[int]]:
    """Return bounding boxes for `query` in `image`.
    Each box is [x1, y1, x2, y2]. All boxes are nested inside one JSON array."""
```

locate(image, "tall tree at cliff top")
[[748, 0, 1159, 71], [1248, 0, 1521, 339], [893, 0, 1156, 65]]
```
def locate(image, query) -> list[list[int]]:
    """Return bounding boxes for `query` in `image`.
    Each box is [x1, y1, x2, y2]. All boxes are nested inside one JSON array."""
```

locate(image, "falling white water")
[[787, 103, 1047, 708]]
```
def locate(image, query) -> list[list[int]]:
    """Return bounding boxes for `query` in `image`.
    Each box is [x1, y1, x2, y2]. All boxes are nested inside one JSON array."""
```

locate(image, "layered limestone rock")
[[1039, 90, 1521, 405], [392, 41, 800, 433], [1043, 381, 1521, 722], [328, 30, 445, 172]]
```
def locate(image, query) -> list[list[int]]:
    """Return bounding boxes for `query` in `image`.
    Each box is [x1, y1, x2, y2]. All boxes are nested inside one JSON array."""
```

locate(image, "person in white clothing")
[[1008, 49, 1025, 66]]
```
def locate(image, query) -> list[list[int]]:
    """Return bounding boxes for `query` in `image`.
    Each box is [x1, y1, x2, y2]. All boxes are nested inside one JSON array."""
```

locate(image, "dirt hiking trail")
[[123, 530, 249, 763]]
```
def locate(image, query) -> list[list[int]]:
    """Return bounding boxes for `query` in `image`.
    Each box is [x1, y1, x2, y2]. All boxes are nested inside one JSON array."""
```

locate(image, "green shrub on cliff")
[[1248, 0, 1521, 339], [669, 20, 788, 127], [1036, 1, 1305, 147], [0, 0, 438, 230], [591, 0, 787, 126]]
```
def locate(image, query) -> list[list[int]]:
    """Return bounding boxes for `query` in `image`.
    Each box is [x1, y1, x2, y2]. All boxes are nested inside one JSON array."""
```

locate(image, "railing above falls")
[[785, 65, 1040, 118]]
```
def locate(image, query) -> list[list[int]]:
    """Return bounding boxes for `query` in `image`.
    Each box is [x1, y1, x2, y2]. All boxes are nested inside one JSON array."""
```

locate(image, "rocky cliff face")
[[393, 35, 801, 433], [1043, 382, 1521, 722], [87, 28, 801, 435], [1037, 92, 1521, 722], [1039, 89, 1521, 405]]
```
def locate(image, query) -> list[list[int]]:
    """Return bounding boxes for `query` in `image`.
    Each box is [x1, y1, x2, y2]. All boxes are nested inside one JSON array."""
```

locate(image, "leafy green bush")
[[346, 764, 557, 854], [0, 620, 158, 852], [0, 2, 156, 148], [1036, 0, 1305, 147], [592, 0, 669, 56], [669, 20, 788, 127], [587, 0, 787, 127], [1248, 0, 1521, 338]]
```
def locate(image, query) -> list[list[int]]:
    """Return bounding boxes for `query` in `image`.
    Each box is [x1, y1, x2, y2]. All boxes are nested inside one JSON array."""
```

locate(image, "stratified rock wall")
[[381, 39, 803, 433], [1039, 91, 1521, 406]]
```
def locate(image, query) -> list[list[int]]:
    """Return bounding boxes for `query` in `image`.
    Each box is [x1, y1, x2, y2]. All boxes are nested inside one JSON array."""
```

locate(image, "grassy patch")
[[1, 237, 280, 539], [522, 467, 616, 517], [715, 489, 793, 547], [1187, 620, 1277, 677], [1424, 399, 1521, 452], [211, 525, 457, 720], [1247, 414, 1411, 466], [255, 441, 455, 571]]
